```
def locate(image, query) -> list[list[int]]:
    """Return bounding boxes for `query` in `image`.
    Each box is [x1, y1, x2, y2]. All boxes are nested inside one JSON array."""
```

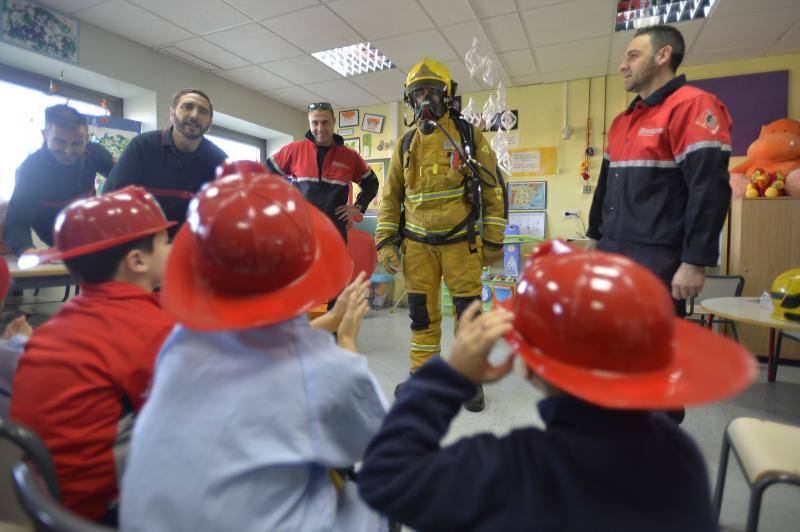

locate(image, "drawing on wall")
[[361, 113, 384, 133], [508, 181, 546, 211], [1, 0, 79, 62], [339, 109, 359, 127]]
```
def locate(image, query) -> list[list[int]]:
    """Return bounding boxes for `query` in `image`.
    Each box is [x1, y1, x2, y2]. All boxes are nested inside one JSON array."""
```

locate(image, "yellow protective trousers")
[[402, 238, 483, 371]]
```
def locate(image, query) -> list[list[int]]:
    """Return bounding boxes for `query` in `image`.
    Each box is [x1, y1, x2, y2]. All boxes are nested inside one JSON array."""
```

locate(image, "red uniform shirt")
[[11, 282, 174, 520]]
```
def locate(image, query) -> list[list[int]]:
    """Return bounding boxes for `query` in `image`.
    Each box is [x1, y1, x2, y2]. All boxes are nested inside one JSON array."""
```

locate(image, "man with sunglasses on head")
[[267, 102, 379, 242]]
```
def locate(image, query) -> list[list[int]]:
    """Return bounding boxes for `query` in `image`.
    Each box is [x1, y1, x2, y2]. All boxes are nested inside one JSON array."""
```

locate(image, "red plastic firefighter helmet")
[[503, 240, 756, 409], [19, 186, 175, 269], [162, 161, 353, 331]]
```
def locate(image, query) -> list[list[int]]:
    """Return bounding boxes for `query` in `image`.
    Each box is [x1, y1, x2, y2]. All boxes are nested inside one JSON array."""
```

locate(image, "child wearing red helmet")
[[358, 240, 756, 532], [120, 162, 388, 531], [11, 186, 176, 524]]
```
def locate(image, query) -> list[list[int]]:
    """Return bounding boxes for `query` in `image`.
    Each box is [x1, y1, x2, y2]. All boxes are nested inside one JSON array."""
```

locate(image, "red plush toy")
[[729, 118, 800, 198]]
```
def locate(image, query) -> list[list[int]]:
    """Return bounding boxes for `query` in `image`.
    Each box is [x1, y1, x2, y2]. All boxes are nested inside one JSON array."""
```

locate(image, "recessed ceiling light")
[[615, 0, 717, 32], [312, 42, 395, 77]]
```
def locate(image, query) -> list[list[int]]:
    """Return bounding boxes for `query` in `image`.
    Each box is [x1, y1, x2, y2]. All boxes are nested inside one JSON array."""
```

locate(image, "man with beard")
[[587, 25, 732, 423], [105, 89, 227, 235]]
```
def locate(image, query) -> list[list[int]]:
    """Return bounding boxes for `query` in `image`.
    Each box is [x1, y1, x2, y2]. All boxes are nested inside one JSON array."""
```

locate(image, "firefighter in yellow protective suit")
[[375, 58, 507, 412]]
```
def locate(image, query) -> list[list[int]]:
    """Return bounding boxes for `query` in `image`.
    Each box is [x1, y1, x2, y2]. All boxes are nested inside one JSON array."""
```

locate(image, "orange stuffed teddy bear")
[[729, 118, 800, 198]]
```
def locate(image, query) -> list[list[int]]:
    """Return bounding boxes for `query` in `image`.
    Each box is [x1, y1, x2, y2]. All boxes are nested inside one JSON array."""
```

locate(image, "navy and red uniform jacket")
[[358, 357, 716, 532], [104, 127, 227, 235], [588, 75, 733, 266], [11, 282, 174, 521], [267, 132, 379, 239], [4, 143, 114, 255]]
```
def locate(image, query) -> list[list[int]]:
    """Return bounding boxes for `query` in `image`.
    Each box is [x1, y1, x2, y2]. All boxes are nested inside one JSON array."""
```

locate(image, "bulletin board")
[[508, 211, 547, 239]]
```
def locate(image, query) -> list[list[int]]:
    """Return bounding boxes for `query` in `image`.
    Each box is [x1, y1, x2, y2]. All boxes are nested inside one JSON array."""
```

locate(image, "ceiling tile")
[[684, 44, 773, 67], [225, 0, 321, 20], [36, 0, 109, 13], [469, 0, 516, 19], [160, 47, 219, 71], [498, 49, 537, 77], [261, 5, 364, 53], [129, 0, 249, 34], [521, 0, 614, 46], [440, 20, 493, 62], [262, 55, 342, 84], [416, 0, 476, 26], [171, 38, 249, 69], [540, 65, 609, 84], [217, 66, 294, 91], [303, 79, 382, 108], [350, 68, 407, 102], [327, 0, 434, 40], [711, 0, 800, 18], [74, 0, 192, 47], [692, 6, 800, 52], [204, 23, 302, 63], [768, 21, 800, 55], [510, 73, 542, 86], [535, 36, 611, 73], [516, 0, 568, 9], [263, 86, 327, 111], [374, 29, 458, 69], [481, 13, 528, 52]]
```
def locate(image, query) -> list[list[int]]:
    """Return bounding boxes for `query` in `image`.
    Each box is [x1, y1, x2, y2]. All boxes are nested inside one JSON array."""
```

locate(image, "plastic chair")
[[687, 275, 745, 341], [712, 417, 800, 532], [12, 461, 115, 532]]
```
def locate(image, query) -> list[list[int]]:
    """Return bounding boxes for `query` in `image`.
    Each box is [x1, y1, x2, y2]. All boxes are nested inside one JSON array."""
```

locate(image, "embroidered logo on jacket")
[[695, 108, 720, 134], [638, 127, 664, 136], [332, 161, 349, 169]]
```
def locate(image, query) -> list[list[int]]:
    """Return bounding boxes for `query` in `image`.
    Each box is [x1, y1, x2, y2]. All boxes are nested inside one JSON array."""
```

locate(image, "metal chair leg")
[[745, 482, 767, 532], [712, 433, 730, 521], [731, 322, 739, 343]]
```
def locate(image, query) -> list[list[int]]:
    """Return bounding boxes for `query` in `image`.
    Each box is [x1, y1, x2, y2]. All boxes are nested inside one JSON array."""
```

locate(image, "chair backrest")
[[688, 275, 745, 314], [0, 418, 60, 526], [12, 461, 115, 532]]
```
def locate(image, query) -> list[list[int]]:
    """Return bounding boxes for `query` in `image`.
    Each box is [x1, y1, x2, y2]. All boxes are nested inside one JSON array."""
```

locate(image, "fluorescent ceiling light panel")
[[312, 42, 395, 77], [615, 0, 717, 32]]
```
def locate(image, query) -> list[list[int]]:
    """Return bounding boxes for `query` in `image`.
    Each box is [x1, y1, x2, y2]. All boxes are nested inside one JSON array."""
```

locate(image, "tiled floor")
[[359, 308, 800, 532]]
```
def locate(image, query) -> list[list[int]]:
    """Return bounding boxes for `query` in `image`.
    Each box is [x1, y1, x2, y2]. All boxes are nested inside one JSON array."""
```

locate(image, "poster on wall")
[[508, 181, 546, 211], [87, 115, 141, 190], [353, 158, 390, 212], [1, 0, 79, 62], [508, 211, 546, 239], [509, 147, 557, 176]]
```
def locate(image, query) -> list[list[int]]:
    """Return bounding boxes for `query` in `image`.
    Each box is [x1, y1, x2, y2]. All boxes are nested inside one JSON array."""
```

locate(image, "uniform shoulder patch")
[[695, 108, 720, 135]]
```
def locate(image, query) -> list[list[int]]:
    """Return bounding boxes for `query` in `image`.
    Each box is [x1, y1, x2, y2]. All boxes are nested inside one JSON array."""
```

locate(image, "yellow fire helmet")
[[405, 58, 453, 98], [770, 268, 800, 323]]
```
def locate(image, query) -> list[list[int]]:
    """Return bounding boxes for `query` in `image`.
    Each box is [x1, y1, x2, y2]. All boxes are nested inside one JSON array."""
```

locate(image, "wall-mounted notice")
[[509, 147, 557, 176]]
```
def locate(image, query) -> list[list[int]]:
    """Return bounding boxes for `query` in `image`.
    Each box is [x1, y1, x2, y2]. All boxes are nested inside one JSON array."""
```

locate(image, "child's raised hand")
[[2, 315, 33, 340], [446, 301, 514, 384], [337, 273, 371, 352]]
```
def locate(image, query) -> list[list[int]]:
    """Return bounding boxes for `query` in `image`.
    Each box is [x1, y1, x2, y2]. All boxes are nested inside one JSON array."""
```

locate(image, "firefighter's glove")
[[482, 241, 504, 267], [378, 246, 402, 275]]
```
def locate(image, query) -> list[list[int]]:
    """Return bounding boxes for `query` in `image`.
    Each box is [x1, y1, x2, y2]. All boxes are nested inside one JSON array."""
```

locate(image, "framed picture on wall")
[[1, 0, 80, 62], [508, 181, 546, 211], [508, 211, 547, 239], [338, 127, 354, 136], [339, 109, 359, 127], [361, 113, 384, 133], [343, 137, 360, 153]]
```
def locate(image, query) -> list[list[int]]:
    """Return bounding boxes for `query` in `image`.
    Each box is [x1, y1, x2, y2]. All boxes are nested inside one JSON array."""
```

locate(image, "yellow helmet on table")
[[770, 268, 800, 322]]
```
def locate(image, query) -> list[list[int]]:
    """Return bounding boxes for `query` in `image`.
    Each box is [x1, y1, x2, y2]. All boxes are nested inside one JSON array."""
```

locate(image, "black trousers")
[[597, 237, 686, 423]]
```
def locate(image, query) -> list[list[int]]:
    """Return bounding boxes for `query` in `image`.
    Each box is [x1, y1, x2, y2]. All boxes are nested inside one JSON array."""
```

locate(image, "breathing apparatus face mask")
[[410, 87, 445, 135]]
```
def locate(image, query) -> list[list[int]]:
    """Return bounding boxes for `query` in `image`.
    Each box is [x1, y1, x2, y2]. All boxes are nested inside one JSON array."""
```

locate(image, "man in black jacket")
[[4, 104, 114, 256], [104, 89, 227, 236]]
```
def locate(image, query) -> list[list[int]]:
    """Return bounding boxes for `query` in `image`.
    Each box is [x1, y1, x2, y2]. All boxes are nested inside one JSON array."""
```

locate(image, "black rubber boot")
[[464, 384, 485, 412]]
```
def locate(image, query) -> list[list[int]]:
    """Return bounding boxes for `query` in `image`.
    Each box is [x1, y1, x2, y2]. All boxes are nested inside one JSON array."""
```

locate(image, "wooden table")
[[4, 256, 74, 298], [700, 296, 800, 382]]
